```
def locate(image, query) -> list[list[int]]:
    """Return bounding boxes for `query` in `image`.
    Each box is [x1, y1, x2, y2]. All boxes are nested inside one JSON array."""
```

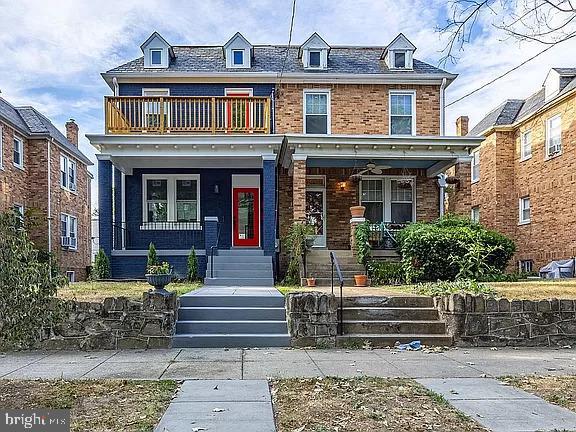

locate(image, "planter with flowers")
[[145, 262, 173, 296]]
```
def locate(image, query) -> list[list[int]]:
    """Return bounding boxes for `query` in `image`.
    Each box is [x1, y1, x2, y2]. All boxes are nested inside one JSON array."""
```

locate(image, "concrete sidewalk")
[[0, 347, 575, 380]]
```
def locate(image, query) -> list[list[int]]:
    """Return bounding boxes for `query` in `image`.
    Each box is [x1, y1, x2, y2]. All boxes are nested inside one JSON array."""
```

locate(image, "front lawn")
[[58, 281, 201, 301], [272, 377, 486, 431], [0, 379, 178, 432], [502, 376, 576, 412]]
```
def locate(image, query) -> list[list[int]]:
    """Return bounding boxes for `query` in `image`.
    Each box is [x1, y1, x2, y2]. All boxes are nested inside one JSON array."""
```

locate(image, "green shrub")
[[92, 248, 111, 280], [147, 262, 171, 275], [354, 221, 371, 267], [0, 211, 67, 349], [397, 215, 515, 282], [187, 247, 199, 281], [414, 280, 496, 297], [282, 222, 315, 285], [147, 242, 158, 272], [368, 261, 404, 285]]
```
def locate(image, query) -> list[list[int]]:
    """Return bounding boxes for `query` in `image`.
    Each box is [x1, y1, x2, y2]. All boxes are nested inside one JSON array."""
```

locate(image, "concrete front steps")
[[204, 249, 274, 287], [173, 289, 290, 348], [336, 296, 453, 347], [304, 250, 366, 287]]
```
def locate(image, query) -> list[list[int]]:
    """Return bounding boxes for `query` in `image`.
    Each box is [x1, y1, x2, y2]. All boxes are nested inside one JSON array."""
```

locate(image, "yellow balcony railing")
[[105, 96, 271, 134]]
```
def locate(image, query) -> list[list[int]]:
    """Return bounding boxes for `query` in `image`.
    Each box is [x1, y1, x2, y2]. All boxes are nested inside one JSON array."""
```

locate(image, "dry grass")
[[490, 280, 576, 300], [502, 376, 576, 412], [0, 379, 178, 432], [272, 377, 487, 432], [57, 281, 201, 302]]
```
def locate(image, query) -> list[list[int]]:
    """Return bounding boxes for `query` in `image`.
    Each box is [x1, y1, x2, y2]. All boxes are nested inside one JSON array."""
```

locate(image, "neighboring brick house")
[[453, 68, 576, 272], [0, 97, 93, 281], [88, 31, 482, 280]]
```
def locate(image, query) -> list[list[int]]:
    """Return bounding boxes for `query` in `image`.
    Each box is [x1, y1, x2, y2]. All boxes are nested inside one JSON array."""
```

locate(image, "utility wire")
[[278, 0, 297, 86], [446, 37, 571, 107]]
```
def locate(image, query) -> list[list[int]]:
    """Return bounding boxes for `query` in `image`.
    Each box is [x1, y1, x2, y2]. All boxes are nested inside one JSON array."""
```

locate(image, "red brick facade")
[[0, 119, 92, 280]]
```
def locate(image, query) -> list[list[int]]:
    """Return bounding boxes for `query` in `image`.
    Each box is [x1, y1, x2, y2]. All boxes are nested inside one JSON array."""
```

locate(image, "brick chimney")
[[65, 119, 79, 146], [456, 116, 469, 136]]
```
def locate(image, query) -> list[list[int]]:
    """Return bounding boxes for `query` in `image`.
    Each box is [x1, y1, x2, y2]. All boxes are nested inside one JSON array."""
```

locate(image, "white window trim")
[[359, 175, 417, 223], [60, 153, 78, 193], [520, 129, 532, 162], [13, 135, 24, 170], [389, 90, 416, 136], [142, 88, 171, 130], [150, 49, 163, 66], [389, 50, 413, 70], [545, 114, 562, 159], [519, 196, 531, 225], [308, 50, 322, 68], [141, 174, 201, 229], [61, 212, 78, 251], [66, 270, 76, 283], [13, 203, 24, 222], [227, 48, 250, 69], [471, 206, 480, 223], [303, 89, 331, 134], [232, 49, 245, 66], [471, 150, 480, 183], [0, 124, 3, 169]]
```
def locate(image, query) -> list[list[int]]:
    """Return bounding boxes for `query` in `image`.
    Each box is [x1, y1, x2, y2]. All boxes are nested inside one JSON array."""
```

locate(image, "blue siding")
[[98, 160, 113, 256], [119, 83, 274, 97], [111, 254, 208, 280], [262, 159, 276, 256]]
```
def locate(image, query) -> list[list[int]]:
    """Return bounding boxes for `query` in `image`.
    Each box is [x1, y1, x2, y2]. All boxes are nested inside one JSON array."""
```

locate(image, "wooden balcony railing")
[[105, 96, 271, 134]]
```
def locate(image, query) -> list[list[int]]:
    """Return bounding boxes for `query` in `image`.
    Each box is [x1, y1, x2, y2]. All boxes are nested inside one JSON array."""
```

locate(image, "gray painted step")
[[341, 307, 440, 321], [172, 334, 291, 348], [178, 307, 286, 321], [210, 256, 272, 264], [180, 295, 285, 308], [342, 296, 434, 308], [342, 320, 447, 335], [336, 334, 453, 347], [176, 320, 288, 334], [204, 277, 275, 287], [217, 249, 264, 256], [211, 269, 272, 278], [207, 262, 272, 271]]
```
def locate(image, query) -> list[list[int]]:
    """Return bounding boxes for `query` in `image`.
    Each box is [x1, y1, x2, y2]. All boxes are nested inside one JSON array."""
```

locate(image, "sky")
[[1, 0, 574, 209]]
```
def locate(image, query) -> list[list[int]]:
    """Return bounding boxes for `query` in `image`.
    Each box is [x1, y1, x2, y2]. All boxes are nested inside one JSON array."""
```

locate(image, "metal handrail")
[[210, 222, 221, 279], [330, 251, 345, 336]]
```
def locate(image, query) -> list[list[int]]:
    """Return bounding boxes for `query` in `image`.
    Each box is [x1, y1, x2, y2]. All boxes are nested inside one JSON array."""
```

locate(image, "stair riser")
[[304, 270, 364, 278], [342, 296, 434, 308], [336, 335, 453, 347], [209, 256, 272, 264], [210, 270, 273, 278], [207, 263, 272, 271], [216, 249, 264, 256], [204, 278, 275, 286], [180, 296, 285, 308], [342, 321, 447, 335], [312, 278, 358, 287], [342, 308, 440, 321], [176, 321, 288, 334], [173, 335, 291, 348], [178, 308, 286, 321]]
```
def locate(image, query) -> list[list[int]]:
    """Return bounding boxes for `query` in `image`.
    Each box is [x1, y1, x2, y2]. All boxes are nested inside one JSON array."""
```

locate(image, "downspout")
[[437, 173, 447, 217], [112, 77, 119, 97], [440, 78, 447, 135], [270, 88, 275, 134], [47, 139, 54, 277]]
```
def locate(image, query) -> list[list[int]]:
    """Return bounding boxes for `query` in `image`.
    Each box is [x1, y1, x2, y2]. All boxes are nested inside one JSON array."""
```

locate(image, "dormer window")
[[232, 50, 244, 66], [299, 33, 330, 70], [150, 49, 162, 66], [309, 51, 321, 68], [394, 51, 406, 69], [224, 32, 252, 69], [382, 33, 416, 70]]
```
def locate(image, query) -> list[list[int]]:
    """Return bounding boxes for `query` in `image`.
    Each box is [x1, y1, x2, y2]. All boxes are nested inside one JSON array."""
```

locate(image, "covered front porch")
[[89, 134, 284, 279]]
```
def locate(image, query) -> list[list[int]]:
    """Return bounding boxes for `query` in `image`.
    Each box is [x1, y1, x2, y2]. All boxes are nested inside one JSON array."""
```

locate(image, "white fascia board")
[[86, 133, 285, 147], [284, 134, 483, 148]]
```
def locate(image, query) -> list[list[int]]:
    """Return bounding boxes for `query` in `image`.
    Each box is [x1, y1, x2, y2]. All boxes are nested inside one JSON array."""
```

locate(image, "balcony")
[[105, 96, 271, 134]]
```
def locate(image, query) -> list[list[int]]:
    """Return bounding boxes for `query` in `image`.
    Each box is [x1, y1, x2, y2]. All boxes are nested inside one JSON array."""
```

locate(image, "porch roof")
[[280, 134, 483, 177]]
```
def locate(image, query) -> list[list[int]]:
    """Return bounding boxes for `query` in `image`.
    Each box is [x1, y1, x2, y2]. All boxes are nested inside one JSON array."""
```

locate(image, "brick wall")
[[0, 123, 30, 211], [275, 83, 440, 135]]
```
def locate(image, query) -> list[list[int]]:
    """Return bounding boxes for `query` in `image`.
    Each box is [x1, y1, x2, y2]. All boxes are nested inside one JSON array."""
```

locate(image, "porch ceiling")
[[306, 158, 437, 169]]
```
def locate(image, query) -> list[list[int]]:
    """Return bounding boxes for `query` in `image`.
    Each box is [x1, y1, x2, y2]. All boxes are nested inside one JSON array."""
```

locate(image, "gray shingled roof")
[[0, 97, 92, 165], [469, 71, 576, 136], [107, 45, 450, 75]]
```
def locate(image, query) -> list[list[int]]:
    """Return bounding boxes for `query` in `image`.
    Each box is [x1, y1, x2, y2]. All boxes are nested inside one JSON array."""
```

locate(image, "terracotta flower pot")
[[306, 278, 316, 287], [350, 205, 366, 218], [354, 274, 368, 287]]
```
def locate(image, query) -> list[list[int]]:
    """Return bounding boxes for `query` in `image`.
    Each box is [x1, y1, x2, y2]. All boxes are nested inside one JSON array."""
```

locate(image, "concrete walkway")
[[418, 377, 576, 432], [155, 380, 275, 432], [0, 347, 575, 380]]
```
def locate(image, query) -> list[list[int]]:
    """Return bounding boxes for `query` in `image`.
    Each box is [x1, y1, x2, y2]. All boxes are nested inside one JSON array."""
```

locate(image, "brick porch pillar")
[[292, 154, 307, 223], [262, 155, 277, 256], [98, 157, 113, 257]]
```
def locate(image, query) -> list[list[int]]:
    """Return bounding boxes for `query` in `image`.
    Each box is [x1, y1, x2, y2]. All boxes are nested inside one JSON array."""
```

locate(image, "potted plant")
[[354, 274, 368, 287], [145, 261, 173, 295], [350, 205, 366, 218], [306, 277, 316, 287]]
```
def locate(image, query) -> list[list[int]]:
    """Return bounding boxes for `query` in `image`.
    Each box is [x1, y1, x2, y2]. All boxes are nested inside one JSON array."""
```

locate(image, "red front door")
[[233, 187, 260, 247]]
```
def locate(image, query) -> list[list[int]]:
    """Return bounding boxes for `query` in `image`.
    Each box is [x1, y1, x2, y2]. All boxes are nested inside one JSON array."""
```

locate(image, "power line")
[[278, 0, 297, 85], [446, 36, 573, 107]]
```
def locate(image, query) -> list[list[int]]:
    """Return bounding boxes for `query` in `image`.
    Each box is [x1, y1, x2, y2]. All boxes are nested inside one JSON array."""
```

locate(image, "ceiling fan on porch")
[[349, 161, 391, 179]]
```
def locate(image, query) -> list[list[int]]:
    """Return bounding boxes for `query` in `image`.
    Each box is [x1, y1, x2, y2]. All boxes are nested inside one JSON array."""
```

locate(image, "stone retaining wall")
[[40, 292, 178, 350], [285, 291, 338, 347], [436, 294, 576, 347]]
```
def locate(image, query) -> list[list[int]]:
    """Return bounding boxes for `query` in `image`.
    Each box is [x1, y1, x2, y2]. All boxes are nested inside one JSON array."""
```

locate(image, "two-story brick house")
[[88, 31, 482, 283], [458, 68, 576, 273], [0, 97, 93, 280]]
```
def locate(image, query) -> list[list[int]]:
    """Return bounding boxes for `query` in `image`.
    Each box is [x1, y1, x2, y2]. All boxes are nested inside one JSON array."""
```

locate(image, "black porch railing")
[[367, 223, 408, 250], [330, 251, 345, 336], [113, 221, 204, 250]]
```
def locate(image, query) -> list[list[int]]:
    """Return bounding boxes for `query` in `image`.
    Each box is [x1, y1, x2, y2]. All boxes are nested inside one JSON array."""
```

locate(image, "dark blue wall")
[[119, 83, 274, 97], [124, 168, 262, 250], [111, 254, 207, 280]]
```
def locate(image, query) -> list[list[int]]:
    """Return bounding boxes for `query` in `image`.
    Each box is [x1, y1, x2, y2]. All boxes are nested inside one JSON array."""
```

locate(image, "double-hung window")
[[360, 177, 415, 224], [308, 51, 321, 68], [389, 91, 415, 135], [471, 206, 480, 223], [60, 213, 78, 250], [13, 135, 23, 169], [304, 90, 330, 134], [143, 175, 200, 226], [519, 196, 531, 224], [150, 49, 162, 66], [471, 151, 480, 183], [520, 130, 532, 161], [546, 115, 561, 157], [394, 51, 406, 68], [232, 49, 244, 66], [60, 154, 77, 191]]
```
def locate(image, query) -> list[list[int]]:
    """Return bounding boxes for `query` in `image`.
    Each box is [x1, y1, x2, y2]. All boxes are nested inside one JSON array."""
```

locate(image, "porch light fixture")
[[338, 181, 347, 191], [214, 184, 220, 194]]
